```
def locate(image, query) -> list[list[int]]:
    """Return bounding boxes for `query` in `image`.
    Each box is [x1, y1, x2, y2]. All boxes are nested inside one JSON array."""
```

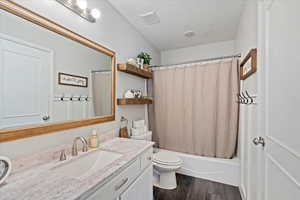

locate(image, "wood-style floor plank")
[[153, 174, 242, 200]]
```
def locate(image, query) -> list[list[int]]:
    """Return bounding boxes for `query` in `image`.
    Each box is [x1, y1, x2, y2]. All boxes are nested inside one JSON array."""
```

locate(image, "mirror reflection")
[[0, 10, 113, 129]]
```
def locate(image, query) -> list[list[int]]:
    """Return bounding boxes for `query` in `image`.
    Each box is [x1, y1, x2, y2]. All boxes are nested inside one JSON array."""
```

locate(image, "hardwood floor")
[[153, 174, 242, 200]]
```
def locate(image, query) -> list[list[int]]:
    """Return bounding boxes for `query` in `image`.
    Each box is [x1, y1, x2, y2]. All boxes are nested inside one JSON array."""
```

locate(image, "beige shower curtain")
[[149, 59, 239, 159]]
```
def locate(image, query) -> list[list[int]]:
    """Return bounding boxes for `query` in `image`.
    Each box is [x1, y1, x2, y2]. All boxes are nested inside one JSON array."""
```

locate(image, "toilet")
[[130, 120, 183, 190], [152, 151, 183, 190]]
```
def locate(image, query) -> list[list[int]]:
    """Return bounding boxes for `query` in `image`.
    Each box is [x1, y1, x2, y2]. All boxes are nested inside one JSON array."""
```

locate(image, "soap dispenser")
[[89, 130, 99, 149]]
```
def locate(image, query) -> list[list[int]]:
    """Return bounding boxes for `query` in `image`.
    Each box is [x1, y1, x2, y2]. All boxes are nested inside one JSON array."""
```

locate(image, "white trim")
[[257, 1, 267, 200], [0, 33, 52, 53], [266, 153, 300, 189], [263, 3, 271, 200], [267, 135, 300, 160]]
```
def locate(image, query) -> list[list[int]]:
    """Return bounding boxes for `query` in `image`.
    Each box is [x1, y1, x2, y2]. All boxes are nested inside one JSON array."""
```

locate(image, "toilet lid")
[[153, 151, 182, 165]]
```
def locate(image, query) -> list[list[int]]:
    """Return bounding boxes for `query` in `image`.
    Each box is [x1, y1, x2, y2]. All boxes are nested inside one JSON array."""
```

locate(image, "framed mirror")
[[0, 0, 116, 142]]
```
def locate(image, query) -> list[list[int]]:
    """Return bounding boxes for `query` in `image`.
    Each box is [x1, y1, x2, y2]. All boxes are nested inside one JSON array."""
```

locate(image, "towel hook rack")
[[237, 90, 257, 105]]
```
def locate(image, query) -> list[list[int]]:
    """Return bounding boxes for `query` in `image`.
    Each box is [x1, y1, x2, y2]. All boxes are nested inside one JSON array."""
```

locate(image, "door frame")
[[256, 1, 267, 200]]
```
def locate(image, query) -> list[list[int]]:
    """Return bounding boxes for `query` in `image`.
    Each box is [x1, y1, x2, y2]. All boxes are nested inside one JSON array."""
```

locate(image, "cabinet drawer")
[[140, 147, 153, 170], [86, 159, 140, 200]]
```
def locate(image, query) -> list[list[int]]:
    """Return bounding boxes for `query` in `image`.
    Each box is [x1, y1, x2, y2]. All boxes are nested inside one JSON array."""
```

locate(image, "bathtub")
[[155, 148, 240, 186]]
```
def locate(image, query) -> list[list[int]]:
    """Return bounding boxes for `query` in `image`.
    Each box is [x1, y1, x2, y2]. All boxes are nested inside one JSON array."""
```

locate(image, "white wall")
[[235, 0, 258, 199], [161, 40, 235, 65], [0, 0, 160, 159]]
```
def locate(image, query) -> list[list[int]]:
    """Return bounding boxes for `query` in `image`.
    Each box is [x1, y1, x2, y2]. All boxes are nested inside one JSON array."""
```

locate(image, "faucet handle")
[[82, 137, 88, 152], [72, 143, 78, 156], [59, 149, 67, 161]]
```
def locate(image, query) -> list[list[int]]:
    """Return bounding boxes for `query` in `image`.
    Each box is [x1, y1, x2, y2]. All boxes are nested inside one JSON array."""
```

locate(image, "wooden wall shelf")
[[117, 98, 153, 105], [117, 63, 152, 79]]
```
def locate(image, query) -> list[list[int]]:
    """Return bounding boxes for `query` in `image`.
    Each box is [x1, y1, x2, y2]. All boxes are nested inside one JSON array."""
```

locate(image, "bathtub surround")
[[149, 59, 239, 159], [153, 174, 242, 200], [171, 149, 240, 186]]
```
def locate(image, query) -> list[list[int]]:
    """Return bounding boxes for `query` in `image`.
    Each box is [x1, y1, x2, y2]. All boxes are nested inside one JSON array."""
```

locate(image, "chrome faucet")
[[72, 136, 88, 156]]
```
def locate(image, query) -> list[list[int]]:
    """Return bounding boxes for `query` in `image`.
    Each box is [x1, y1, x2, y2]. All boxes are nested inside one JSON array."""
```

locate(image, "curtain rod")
[[151, 53, 241, 69]]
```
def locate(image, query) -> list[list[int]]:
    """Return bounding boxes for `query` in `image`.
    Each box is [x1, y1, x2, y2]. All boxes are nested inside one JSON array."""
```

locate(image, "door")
[[0, 34, 51, 128], [257, 0, 300, 199], [120, 166, 153, 200]]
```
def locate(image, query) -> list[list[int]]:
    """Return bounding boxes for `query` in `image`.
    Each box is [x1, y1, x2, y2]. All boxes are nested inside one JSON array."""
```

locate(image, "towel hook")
[[242, 92, 250, 104], [245, 91, 254, 104]]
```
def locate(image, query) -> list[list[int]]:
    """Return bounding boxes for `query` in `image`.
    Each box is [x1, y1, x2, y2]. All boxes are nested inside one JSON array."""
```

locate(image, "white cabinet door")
[[120, 166, 153, 200], [0, 34, 51, 128]]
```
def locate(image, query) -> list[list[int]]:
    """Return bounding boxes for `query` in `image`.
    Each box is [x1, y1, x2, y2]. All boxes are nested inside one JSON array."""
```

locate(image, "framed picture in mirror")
[[58, 72, 88, 88]]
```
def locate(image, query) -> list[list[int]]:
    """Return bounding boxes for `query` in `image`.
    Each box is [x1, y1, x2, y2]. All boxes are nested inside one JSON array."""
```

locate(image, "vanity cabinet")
[[119, 166, 153, 200], [85, 147, 153, 200]]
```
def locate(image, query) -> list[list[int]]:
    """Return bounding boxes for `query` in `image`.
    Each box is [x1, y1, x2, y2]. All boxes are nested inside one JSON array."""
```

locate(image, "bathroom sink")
[[52, 150, 122, 178]]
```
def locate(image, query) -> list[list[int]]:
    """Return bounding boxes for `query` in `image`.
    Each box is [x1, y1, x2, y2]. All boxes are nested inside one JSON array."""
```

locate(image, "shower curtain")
[[148, 59, 239, 159], [91, 72, 112, 116]]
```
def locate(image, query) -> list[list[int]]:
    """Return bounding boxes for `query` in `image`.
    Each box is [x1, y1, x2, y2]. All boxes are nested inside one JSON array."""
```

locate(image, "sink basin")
[[52, 150, 122, 178]]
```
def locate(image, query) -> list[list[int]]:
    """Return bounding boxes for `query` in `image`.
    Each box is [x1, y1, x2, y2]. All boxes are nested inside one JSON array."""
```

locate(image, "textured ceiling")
[[107, 0, 245, 50]]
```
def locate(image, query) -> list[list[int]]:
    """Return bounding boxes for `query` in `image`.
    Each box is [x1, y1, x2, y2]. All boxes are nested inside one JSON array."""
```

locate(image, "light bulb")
[[76, 0, 87, 10], [91, 8, 101, 19]]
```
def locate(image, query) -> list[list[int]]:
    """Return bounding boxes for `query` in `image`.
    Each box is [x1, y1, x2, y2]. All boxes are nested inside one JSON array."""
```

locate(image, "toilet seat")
[[153, 151, 182, 166]]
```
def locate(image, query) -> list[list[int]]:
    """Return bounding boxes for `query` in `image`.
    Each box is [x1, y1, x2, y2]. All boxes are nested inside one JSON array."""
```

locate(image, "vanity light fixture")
[[76, 0, 87, 10], [91, 8, 101, 19], [56, 0, 101, 23]]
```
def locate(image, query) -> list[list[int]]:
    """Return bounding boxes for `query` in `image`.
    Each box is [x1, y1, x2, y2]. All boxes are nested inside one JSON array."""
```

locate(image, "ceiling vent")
[[140, 11, 160, 25], [184, 30, 196, 38]]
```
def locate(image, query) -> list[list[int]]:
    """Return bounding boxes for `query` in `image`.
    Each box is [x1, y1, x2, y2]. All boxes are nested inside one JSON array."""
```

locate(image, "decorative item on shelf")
[[124, 89, 135, 98], [133, 89, 143, 98], [119, 116, 129, 138], [0, 156, 12, 185], [240, 48, 257, 80], [126, 58, 139, 68], [137, 52, 152, 71], [124, 89, 143, 99], [136, 57, 144, 69]]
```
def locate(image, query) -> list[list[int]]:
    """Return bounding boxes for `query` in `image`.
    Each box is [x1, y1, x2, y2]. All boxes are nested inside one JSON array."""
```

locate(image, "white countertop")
[[0, 138, 154, 200]]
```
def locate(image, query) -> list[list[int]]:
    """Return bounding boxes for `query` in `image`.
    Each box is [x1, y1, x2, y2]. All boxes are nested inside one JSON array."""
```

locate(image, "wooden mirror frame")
[[0, 0, 116, 142]]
